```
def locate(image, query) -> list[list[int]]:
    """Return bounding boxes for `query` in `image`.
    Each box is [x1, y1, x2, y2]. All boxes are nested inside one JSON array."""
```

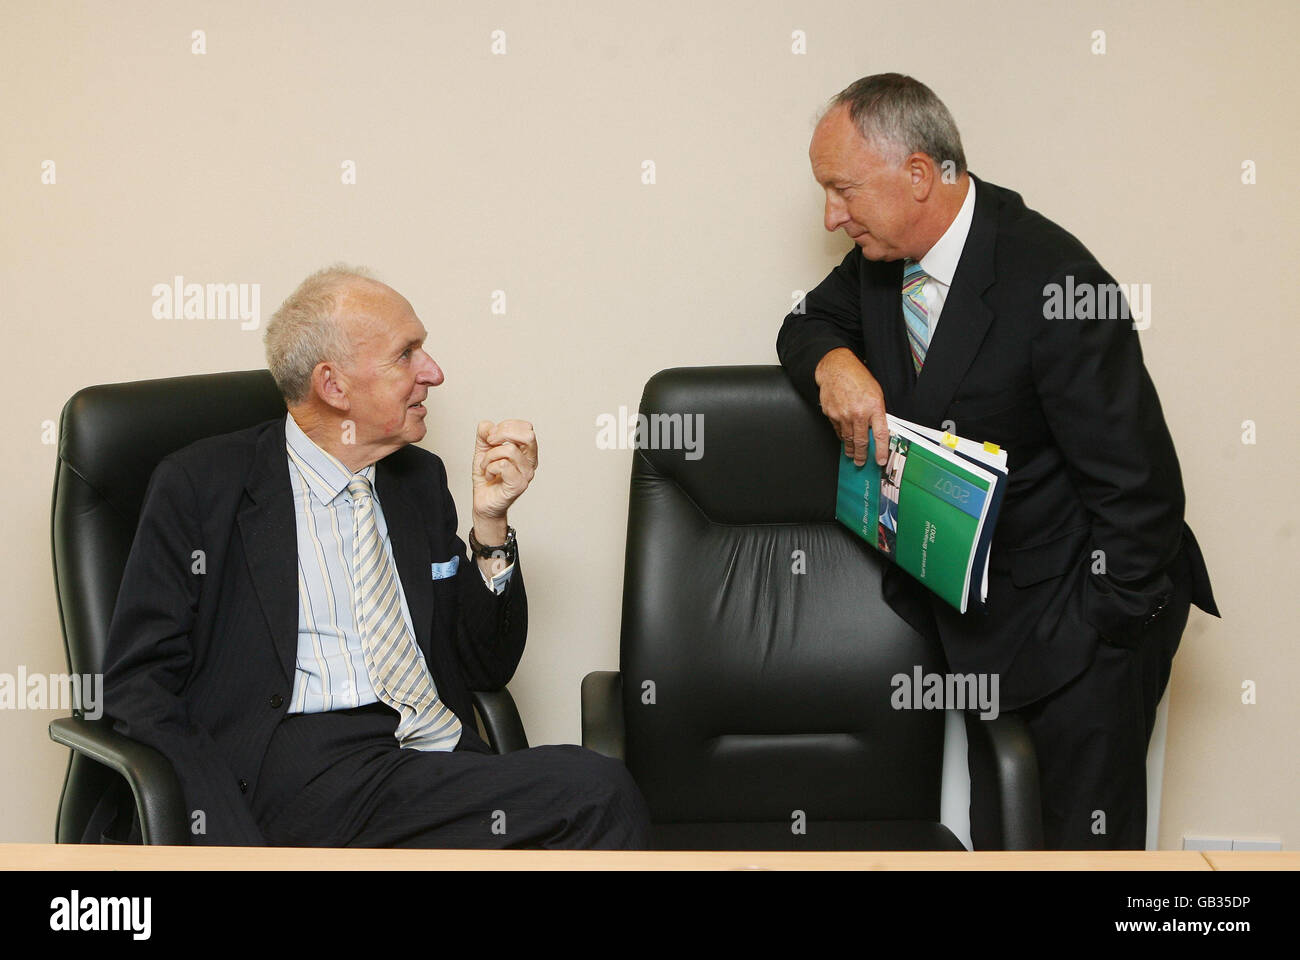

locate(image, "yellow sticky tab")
[[983, 441, 1001, 454], [941, 432, 959, 449]]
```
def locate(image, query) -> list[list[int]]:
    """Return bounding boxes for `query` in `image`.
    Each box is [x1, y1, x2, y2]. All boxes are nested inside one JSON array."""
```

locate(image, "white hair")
[[263, 264, 382, 405]]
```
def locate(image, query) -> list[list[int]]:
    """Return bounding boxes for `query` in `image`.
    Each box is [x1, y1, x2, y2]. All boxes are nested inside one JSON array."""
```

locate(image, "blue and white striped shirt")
[[283, 413, 512, 721]]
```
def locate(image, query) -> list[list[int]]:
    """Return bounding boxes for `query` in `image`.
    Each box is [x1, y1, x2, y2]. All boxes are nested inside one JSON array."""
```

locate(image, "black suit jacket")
[[100, 415, 527, 844], [778, 173, 1217, 709]]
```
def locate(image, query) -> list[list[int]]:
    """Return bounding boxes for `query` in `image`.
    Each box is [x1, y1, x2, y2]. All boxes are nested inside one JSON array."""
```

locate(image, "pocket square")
[[431, 557, 459, 580]]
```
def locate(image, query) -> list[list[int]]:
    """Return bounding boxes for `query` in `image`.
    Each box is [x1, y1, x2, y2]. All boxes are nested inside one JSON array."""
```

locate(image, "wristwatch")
[[468, 525, 517, 564]]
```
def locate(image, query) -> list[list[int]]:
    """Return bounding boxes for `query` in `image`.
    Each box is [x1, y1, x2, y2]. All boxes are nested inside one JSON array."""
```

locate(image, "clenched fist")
[[471, 419, 538, 525]]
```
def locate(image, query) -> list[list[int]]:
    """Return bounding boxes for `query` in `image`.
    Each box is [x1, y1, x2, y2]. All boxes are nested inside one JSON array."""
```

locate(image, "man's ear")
[[313, 361, 352, 412], [908, 153, 936, 200]]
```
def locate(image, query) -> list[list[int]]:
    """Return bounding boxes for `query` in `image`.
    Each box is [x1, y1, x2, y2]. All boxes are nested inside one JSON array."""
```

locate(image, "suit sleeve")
[[776, 246, 865, 406], [1031, 259, 1187, 644], [101, 458, 266, 845], [436, 461, 527, 691]]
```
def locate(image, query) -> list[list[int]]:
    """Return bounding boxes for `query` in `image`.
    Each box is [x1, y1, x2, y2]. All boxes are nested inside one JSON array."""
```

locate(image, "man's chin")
[[396, 420, 426, 445], [857, 242, 898, 263]]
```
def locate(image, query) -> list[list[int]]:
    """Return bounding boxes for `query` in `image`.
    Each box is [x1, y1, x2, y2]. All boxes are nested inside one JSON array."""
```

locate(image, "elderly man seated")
[[99, 265, 650, 848]]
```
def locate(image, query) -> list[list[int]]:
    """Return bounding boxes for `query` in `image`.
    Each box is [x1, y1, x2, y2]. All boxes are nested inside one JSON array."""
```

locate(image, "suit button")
[[238, 779, 249, 794], [270, 693, 284, 708]]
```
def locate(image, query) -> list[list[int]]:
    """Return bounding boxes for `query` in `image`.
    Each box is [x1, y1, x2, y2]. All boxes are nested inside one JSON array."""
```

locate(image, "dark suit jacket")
[[778, 173, 1217, 709], [99, 415, 527, 844]]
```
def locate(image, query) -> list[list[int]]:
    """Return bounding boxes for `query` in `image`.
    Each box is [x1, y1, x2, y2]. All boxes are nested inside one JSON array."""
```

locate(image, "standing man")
[[777, 74, 1218, 849], [101, 264, 650, 848]]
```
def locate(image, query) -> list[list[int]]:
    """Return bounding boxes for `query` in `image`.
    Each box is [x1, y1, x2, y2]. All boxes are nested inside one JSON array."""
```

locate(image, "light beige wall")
[[2, 0, 1295, 848]]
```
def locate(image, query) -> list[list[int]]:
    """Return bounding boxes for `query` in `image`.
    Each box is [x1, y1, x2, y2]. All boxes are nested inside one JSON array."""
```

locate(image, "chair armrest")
[[471, 689, 528, 754], [963, 711, 1043, 850], [48, 716, 190, 845], [580, 671, 625, 761]]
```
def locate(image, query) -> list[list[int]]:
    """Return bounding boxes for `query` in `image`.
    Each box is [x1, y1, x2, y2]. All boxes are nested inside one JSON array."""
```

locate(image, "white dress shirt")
[[912, 175, 977, 344], [283, 413, 512, 717]]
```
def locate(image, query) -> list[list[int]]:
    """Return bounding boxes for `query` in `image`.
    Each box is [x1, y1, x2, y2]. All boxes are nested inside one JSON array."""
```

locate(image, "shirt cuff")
[[479, 561, 515, 595]]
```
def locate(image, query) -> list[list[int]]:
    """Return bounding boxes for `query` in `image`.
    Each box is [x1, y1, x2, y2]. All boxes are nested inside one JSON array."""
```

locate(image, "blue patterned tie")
[[902, 259, 931, 374]]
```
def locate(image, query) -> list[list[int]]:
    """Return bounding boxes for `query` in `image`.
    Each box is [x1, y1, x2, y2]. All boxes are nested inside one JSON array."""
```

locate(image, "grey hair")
[[827, 73, 966, 174], [263, 264, 380, 406]]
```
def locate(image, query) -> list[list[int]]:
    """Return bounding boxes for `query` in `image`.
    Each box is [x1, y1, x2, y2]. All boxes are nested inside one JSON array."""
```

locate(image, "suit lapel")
[[375, 455, 433, 659], [238, 418, 299, 684], [908, 174, 998, 426]]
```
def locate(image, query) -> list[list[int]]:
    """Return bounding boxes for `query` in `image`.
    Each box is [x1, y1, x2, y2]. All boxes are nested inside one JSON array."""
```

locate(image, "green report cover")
[[835, 415, 1006, 613]]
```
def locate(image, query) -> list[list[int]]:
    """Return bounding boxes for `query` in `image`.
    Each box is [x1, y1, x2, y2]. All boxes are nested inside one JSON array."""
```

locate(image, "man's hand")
[[471, 419, 538, 539], [815, 347, 889, 466]]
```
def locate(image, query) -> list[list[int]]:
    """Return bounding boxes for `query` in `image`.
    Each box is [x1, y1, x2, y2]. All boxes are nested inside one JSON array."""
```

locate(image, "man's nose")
[[824, 194, 848, 232], [419, 352, 444, 386]]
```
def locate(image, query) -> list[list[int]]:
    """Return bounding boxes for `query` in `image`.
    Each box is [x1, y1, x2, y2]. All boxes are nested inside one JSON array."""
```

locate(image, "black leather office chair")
[[49, 369, 528, 844], [582, 366, 1042, 850]]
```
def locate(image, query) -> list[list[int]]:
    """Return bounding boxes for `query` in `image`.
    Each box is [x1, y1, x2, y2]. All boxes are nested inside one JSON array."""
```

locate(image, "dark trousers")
[[970, 548, 1193, 850], [251, 702, 651, 849]]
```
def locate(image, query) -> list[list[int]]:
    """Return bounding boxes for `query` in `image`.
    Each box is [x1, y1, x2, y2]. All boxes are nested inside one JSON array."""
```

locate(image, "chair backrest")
[[51, 370, 287, 681], [620, 366, 949, 826]]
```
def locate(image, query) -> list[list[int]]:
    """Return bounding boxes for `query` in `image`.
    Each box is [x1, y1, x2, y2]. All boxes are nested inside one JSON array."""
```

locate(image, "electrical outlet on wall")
[[1182, 836, 1232, 851], [1230, 838, 1283, 851], [1183, 835, 1282, 851]]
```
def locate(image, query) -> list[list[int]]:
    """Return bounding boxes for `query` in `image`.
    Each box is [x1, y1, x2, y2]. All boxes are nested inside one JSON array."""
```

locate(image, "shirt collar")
[[918, 174, 976, 286], [284, 412, 375, 505]]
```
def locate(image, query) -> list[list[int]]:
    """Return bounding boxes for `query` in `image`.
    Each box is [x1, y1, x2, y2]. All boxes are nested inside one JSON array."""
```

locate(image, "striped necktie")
[[902, 258, 931, 374], [348, 475, 462, 751]]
